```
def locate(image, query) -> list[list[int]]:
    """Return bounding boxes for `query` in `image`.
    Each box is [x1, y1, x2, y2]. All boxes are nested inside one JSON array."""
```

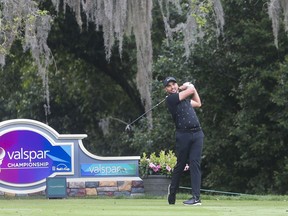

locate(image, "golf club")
[[125, 97, 167, 132]]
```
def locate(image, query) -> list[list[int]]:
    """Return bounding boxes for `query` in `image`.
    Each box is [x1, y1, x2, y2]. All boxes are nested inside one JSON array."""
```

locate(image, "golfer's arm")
[[179, 86, 194, 101], [190, 89, 201, 108]]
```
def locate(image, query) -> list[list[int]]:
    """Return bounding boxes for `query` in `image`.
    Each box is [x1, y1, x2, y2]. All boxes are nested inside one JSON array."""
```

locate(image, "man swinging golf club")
[[163, 76, 204, 206]]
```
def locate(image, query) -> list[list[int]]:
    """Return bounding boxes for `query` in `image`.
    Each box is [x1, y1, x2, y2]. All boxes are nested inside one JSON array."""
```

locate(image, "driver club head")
[[125, 124, 132, 132]]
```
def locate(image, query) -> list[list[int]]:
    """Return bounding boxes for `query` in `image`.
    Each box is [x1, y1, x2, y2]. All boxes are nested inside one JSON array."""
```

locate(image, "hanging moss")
[[0, 0, 226, 126], [268, 0, 288, 49], [0, 0, 52, 118]]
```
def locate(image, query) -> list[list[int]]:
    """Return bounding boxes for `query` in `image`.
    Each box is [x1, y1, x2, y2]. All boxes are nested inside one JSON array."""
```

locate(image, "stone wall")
[[67, 179, 144, 197]]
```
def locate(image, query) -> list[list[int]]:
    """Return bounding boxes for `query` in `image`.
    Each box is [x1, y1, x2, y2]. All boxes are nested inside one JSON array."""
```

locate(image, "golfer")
[[163, 76, 204, 206]]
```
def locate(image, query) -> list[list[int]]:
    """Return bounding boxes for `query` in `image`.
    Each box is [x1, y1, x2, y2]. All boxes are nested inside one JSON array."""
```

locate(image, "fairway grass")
[[0, 196, 287, 216]]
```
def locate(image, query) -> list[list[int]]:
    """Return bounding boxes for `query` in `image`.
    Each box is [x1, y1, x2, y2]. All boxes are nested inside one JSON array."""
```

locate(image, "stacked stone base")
[[67, 177, 144, 197]]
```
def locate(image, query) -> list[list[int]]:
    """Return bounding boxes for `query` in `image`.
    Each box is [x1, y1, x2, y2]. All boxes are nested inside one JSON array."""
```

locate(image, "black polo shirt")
[[166, 93, 201, 129]]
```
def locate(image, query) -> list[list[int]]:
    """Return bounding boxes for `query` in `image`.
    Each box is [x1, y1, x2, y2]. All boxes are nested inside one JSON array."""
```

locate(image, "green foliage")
[[46, 49, 140, 156], [190, 0, 213, 27], [200, 0, 288, 194]]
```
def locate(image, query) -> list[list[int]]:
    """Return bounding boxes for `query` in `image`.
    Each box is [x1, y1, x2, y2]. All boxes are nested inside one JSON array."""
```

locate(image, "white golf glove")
[[183, 82, 194, 88]]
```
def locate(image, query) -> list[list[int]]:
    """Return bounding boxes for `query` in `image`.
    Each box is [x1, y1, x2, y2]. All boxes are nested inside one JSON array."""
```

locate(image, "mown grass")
[[0, 194, 287, 216]]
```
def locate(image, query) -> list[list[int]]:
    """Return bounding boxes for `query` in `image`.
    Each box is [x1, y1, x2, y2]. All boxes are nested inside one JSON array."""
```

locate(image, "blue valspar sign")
[[81, 163, 137, 177], [0, 126, 73, 186], [0, 119, 141, 194]]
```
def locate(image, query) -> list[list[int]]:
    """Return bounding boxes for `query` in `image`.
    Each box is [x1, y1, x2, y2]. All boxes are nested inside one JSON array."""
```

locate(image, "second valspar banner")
[[81, 163, 137, 177]]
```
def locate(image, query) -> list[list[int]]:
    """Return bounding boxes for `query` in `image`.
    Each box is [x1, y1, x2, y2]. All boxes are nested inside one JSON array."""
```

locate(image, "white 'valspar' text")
[[88, 165, 126, 174], [6, 148, 50, 162]]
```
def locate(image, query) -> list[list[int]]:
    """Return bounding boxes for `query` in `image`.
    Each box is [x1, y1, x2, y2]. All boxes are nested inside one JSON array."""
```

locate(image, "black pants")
[[170, 130, 204, 199]]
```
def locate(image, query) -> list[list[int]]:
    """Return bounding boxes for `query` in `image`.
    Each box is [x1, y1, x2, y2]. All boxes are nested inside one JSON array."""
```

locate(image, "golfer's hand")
[[183, 82, 194, 89]]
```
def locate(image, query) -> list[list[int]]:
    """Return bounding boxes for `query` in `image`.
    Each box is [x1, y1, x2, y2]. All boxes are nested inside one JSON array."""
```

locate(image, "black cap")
[[163, 76, 177, 87]]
